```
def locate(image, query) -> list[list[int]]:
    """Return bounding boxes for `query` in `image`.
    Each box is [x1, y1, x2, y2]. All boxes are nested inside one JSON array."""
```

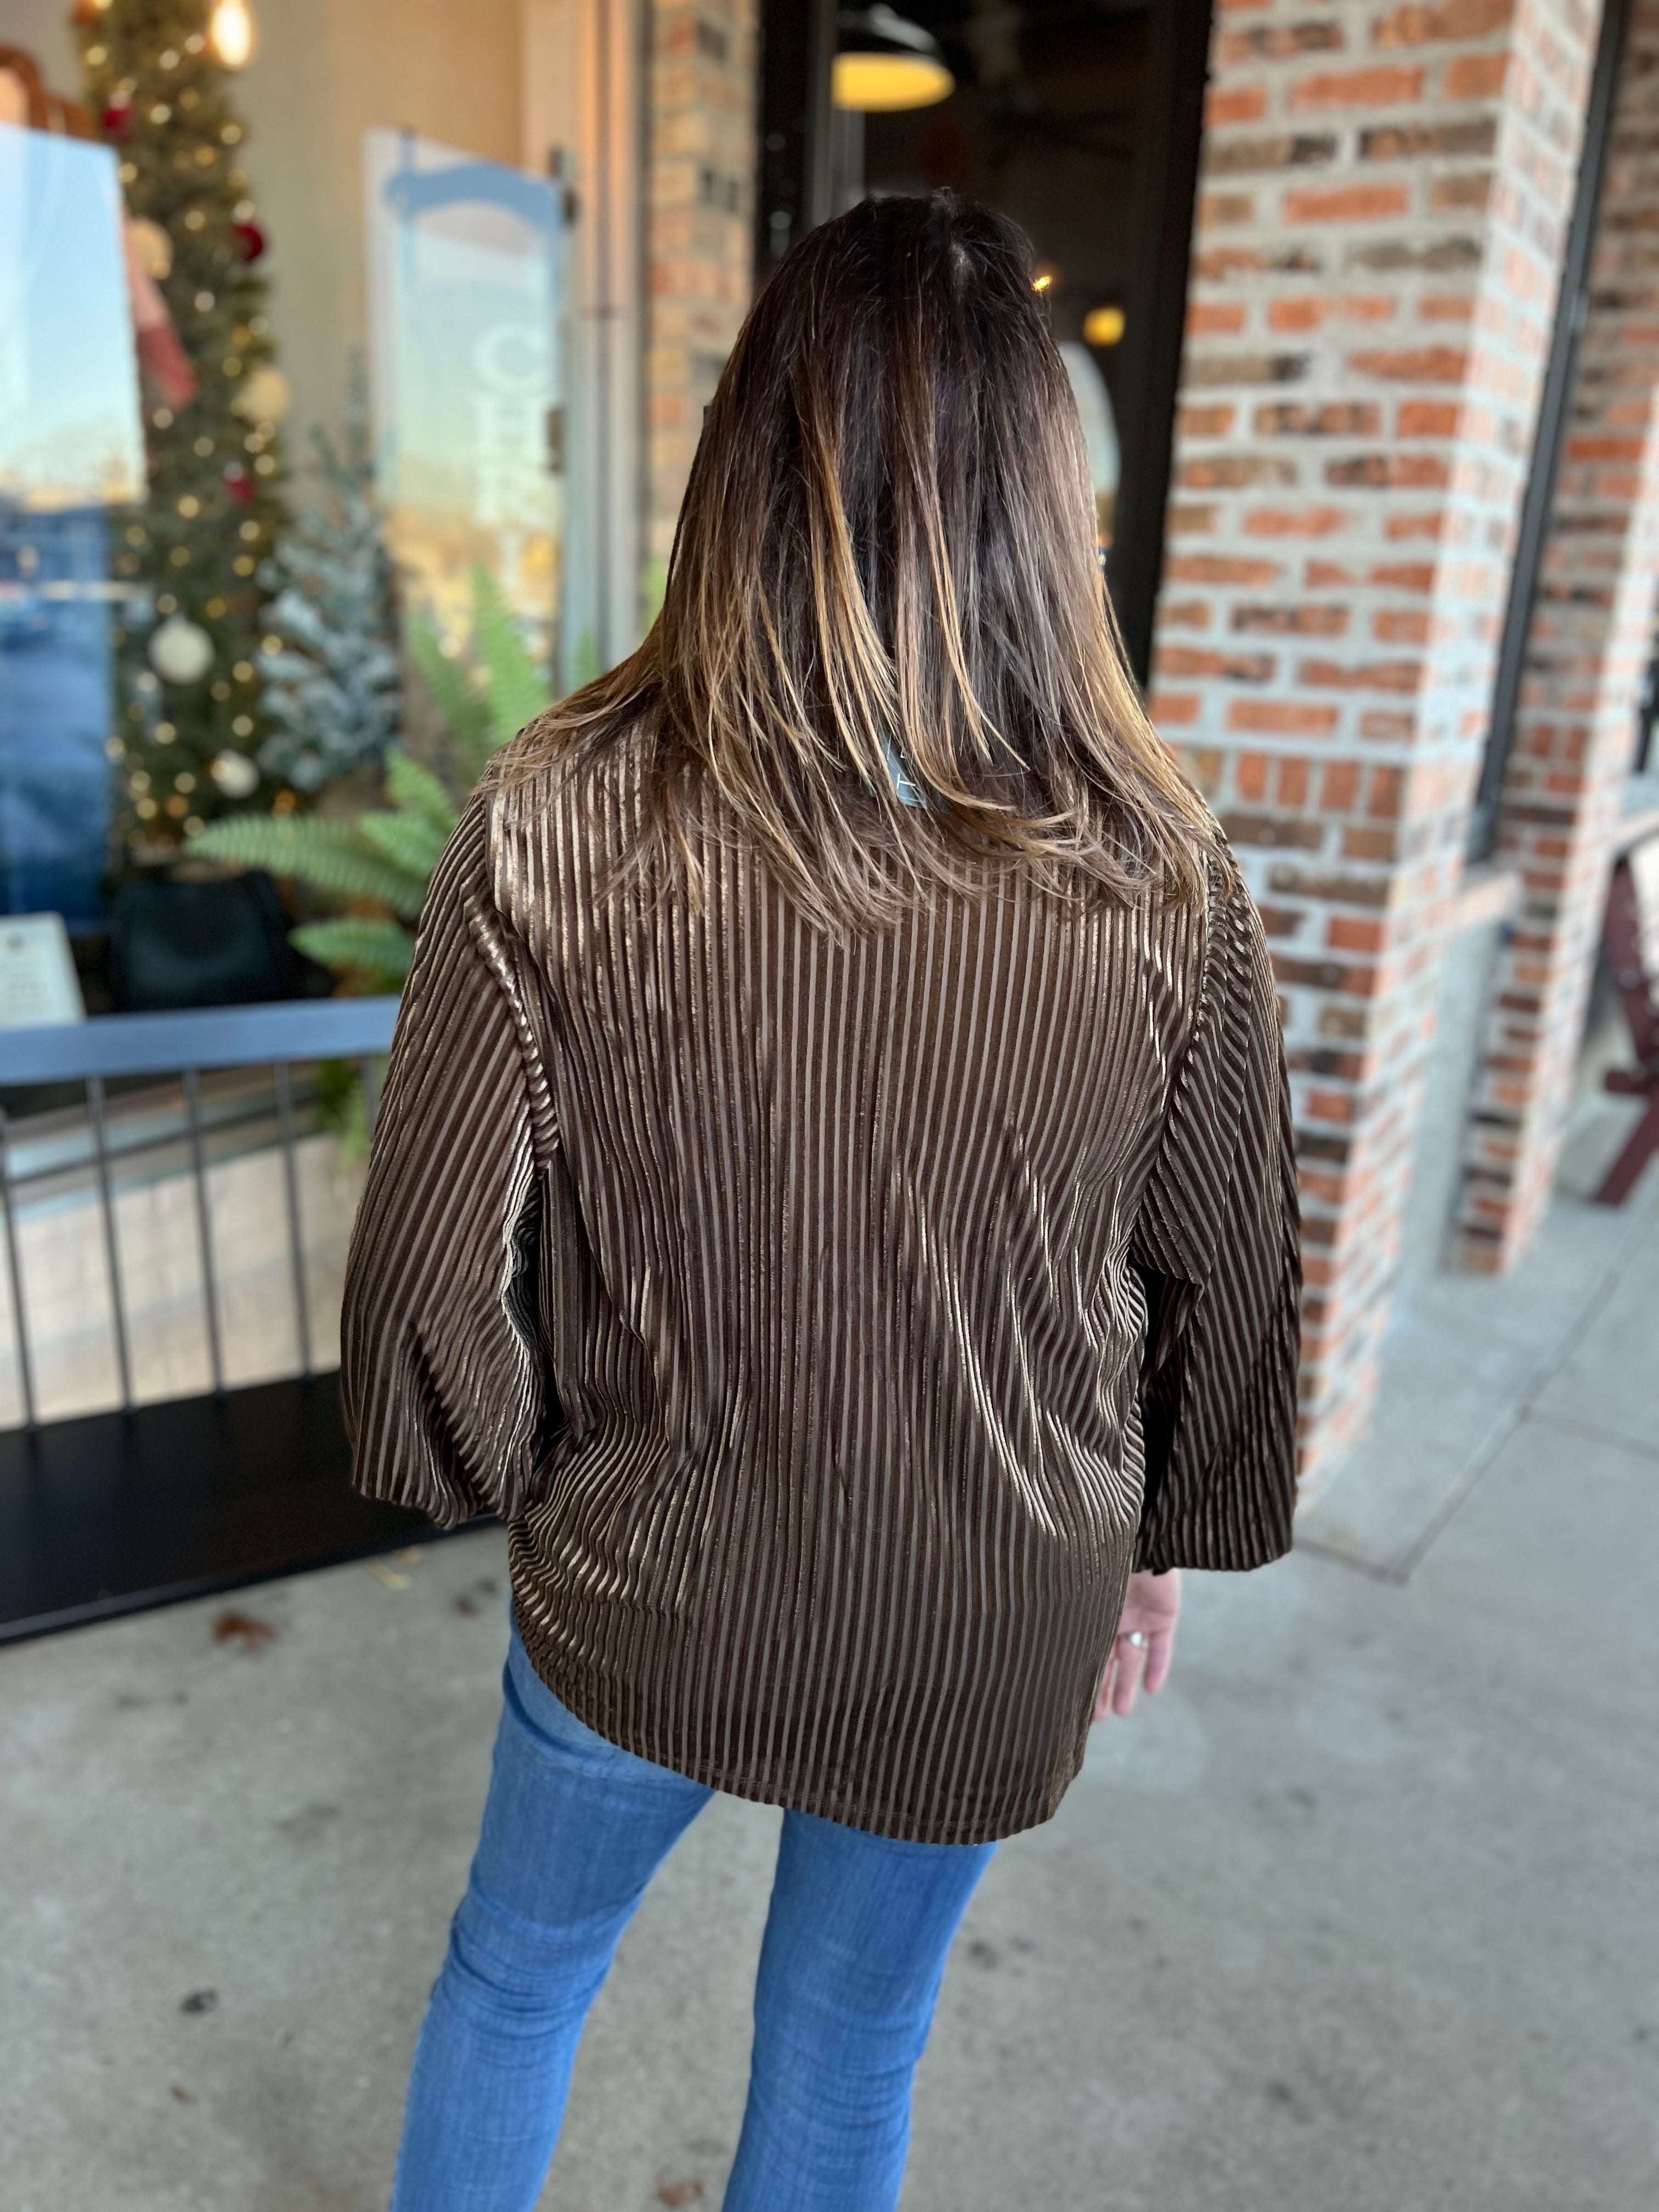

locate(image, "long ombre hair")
[[499, 191, 1213, 927]]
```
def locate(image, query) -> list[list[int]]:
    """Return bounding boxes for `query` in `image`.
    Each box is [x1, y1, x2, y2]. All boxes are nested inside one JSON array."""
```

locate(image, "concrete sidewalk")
[[4, 1156, 1657, 2210]]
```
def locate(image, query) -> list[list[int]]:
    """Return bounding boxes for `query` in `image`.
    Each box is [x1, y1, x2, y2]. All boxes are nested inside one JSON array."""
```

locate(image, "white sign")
[[0, 912, 86, 1029]]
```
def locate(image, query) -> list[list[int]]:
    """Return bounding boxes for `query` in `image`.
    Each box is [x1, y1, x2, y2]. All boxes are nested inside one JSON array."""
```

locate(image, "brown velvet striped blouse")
[[341, 741, 1300, 1845]]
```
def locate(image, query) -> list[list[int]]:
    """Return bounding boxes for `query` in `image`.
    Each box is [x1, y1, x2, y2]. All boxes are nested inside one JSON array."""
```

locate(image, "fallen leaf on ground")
[[212, 1612, 276, 1652], [179, 1990, 218, 2016], [656, 2185, 707, 2205], [368, 1559, 413, 1590], [170, 2084, 195, 2103]]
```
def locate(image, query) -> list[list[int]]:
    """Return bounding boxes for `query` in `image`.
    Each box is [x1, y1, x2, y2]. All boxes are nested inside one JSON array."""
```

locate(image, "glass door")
[[755, 0, 1211, 685]]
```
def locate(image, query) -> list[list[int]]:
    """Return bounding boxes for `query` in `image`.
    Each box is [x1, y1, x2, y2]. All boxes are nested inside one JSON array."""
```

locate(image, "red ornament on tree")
[[233, 219, 266, 263], [222, 461, 253, 507], [101, 100, 132, 137]]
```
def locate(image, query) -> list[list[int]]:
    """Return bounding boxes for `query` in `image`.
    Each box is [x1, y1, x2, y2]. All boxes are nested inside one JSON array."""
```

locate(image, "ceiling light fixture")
[[834, 7, 954, 112]]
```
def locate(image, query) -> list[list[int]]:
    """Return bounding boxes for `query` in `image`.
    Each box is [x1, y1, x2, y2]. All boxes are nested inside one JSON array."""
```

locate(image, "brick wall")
[[1458, 0, 1659, 1263], [645, 0, 759, 592], [1154, 0, 1601, 1479]]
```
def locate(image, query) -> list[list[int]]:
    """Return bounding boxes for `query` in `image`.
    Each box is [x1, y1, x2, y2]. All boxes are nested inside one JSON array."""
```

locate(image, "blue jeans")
[[390, 1618, 996, 2211]]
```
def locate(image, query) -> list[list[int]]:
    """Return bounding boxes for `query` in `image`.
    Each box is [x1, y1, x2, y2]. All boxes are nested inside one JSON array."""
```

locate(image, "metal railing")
[[0, 997, 399, 1431]]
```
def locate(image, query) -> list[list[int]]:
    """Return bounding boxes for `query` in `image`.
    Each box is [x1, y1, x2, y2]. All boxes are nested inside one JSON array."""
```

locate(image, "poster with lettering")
[[364, 129, 564, 677]]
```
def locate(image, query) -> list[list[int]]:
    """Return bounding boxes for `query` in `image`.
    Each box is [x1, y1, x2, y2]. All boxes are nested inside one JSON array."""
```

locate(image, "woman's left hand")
[[1094, 1568, 1182, 1721]]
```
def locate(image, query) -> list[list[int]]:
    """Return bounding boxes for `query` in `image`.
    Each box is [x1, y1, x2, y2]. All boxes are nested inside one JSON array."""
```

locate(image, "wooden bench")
[[1597, 824, 1659, 1205]]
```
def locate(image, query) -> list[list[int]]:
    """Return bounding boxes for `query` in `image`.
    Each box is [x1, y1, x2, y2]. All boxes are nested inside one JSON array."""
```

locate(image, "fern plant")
[[190, 566, 548, 992]]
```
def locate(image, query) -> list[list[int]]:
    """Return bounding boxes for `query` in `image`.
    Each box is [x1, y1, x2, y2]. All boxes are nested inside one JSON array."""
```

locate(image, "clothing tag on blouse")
[[881, 736, 924, 809]]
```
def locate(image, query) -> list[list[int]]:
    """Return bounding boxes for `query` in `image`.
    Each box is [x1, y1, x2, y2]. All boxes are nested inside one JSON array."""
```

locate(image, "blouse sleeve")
[[1128, 845, 1301, 1572], [340, 797, 560, 1530]]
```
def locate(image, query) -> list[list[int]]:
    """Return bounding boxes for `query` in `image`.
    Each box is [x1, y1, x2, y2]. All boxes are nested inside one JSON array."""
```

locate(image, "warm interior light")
[[1084, 303, 1126, 347], [1032, 273, 1053, 292], [832, 50, 953, 110], [208, 0, 256, 69]]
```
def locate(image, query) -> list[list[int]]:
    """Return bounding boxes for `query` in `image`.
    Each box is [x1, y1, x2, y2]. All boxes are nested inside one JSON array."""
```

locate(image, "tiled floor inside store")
[[5, 1116, 1657, 2211]]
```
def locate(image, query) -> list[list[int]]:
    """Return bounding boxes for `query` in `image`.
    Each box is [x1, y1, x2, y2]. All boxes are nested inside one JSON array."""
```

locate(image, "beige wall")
[[236, 0, 526, 467], [0, 0, 78, 92]]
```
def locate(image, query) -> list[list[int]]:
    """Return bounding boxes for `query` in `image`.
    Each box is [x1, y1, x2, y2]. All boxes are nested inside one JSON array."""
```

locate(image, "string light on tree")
[[207, 0, 256, 69]]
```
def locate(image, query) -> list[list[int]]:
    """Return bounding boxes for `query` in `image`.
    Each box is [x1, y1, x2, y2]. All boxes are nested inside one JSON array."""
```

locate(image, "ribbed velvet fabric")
[[341, 741, 1300, 1844]]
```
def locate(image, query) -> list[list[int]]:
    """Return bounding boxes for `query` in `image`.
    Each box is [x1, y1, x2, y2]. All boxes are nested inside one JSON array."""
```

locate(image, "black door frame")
[[1107, 0, 1214, 687]]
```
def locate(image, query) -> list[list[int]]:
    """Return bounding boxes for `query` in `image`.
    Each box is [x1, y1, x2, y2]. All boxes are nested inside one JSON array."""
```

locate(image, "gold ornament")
[[129, 218, 172, 280], [230, 364, 291, 426]]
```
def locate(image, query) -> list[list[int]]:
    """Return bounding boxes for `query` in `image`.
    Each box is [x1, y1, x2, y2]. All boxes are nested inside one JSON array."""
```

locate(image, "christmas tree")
[[257, 365, 402, 795], [75, 0, 291, 853]]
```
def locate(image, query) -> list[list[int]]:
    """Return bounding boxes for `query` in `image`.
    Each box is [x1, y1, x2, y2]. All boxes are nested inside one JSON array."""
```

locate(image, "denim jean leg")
[[723, 1809, 996, 2212], [390, 1623, 713, 2212]]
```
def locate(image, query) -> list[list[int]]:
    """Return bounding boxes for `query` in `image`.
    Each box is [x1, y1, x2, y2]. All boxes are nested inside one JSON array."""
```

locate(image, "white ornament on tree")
[[148, 614, 215, 685], [209, 749, 261, 799]]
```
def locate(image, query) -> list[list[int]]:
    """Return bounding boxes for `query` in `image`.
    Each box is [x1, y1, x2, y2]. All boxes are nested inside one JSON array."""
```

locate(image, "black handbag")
[[108, 870, 304, 1011]]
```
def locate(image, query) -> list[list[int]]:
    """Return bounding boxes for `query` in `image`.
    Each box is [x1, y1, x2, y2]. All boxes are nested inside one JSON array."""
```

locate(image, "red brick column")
[[1152, 0, 1601, 1479], [645, 0, 758, 595], [1457, 0, 1659, 1265]]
